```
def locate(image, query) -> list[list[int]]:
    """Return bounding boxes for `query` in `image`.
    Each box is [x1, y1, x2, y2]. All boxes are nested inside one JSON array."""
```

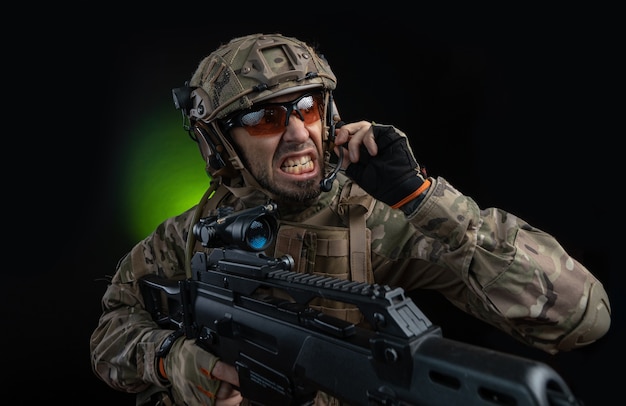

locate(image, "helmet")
[[189, 33, 336, 121], [173, 33, 339, 184]]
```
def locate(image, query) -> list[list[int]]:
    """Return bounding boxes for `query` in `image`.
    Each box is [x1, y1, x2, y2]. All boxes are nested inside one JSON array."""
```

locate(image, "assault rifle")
[[140, 203, 581, 406]]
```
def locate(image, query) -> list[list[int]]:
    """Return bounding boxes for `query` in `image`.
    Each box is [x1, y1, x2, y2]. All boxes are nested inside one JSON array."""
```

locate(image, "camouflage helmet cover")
[[189, 33, 337, 122]]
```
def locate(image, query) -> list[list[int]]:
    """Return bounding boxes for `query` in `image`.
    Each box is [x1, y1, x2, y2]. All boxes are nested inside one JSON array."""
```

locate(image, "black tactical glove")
[[345, 124, 429, 213]]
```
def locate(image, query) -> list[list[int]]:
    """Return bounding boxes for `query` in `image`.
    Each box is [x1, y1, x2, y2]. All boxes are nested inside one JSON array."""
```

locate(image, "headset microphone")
[[320, 147, 343, 192], [320, 113, 345, 192]]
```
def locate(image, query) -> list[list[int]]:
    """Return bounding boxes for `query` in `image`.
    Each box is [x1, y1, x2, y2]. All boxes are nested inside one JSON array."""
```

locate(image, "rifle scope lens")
[[246, 218, 272, 250]]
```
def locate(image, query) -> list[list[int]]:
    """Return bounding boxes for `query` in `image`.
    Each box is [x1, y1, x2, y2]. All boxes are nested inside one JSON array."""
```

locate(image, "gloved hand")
[[160, 336, 226, 405], [343, 124, 429, 211]]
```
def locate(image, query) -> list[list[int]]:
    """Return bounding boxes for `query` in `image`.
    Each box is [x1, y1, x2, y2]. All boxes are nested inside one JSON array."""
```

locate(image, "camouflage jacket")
[[90, 169, 608, 401]]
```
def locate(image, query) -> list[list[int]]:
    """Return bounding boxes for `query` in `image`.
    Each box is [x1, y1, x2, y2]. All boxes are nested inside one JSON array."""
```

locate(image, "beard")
[[252, 165, 323, 203], [258, 176, 323, 203], [238, 139, 327, 203]]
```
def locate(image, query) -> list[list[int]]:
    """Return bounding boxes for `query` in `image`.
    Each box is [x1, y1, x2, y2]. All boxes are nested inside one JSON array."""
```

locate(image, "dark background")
[[10, 11, 621, 405]]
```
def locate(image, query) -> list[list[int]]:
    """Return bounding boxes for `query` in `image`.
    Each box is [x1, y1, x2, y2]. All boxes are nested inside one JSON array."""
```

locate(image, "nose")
[[281, 112, 310, 142]]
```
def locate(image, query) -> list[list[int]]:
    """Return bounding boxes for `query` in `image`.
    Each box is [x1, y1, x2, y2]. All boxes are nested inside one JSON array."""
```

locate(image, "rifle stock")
[[139, 204, 581, 406]]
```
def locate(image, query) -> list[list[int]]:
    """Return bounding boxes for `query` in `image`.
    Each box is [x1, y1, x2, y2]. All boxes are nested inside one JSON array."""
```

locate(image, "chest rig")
[[187, 177, 376, 325]]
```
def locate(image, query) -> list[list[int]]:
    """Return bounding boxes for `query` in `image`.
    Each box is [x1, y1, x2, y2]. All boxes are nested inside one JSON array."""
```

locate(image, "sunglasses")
[[222, 92, 324, 136]]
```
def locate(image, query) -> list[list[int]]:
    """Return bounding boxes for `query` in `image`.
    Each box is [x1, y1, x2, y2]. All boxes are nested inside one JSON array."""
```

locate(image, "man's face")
[[229, 91, 325, 202]]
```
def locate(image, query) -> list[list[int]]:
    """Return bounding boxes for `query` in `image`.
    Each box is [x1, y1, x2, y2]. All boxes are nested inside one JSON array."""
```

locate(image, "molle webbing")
[[274, 223, 364, 324], [274, 182, 375, 324]]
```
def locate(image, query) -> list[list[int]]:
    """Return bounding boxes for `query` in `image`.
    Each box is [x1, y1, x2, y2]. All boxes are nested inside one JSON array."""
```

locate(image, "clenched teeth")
[[281, 156, 314, 174]]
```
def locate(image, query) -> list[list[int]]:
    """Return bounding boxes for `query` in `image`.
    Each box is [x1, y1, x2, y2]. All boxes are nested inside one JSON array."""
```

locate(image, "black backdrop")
[[11, 12, 621, 405]]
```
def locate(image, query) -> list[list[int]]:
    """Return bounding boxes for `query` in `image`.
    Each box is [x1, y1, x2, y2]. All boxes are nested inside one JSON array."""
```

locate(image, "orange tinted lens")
[[244, 107, 287, 136], [299, 96, 323, 124], [244, 93, 323, 136]]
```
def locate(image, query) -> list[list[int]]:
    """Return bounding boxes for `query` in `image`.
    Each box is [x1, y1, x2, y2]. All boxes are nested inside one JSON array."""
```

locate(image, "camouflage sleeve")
[[404, 176, 610, 353], [89, 206, 220, 394]]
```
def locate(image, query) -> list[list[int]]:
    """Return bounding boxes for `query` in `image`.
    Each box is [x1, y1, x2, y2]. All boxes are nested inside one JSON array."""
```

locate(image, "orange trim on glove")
[[391, 179, 431, 209]]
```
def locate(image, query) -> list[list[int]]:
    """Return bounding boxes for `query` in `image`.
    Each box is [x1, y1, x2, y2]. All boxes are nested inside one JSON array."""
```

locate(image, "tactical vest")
[[188, 177, 376, 325]]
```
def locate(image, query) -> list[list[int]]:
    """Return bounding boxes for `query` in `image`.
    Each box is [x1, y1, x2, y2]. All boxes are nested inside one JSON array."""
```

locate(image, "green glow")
[[118, 105, 210, 242]]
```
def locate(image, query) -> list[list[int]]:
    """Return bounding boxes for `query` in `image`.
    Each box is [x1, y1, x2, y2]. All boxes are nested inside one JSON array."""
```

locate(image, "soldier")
[[90, 33, 611, 405]]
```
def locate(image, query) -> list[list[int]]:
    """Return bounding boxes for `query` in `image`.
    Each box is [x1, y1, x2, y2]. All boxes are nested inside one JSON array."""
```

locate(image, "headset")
[[172, 84, 229, 172]]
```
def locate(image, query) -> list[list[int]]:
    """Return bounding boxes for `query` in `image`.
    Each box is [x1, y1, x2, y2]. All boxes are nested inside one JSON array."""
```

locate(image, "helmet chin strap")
[[206, 122, 285, 201]]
